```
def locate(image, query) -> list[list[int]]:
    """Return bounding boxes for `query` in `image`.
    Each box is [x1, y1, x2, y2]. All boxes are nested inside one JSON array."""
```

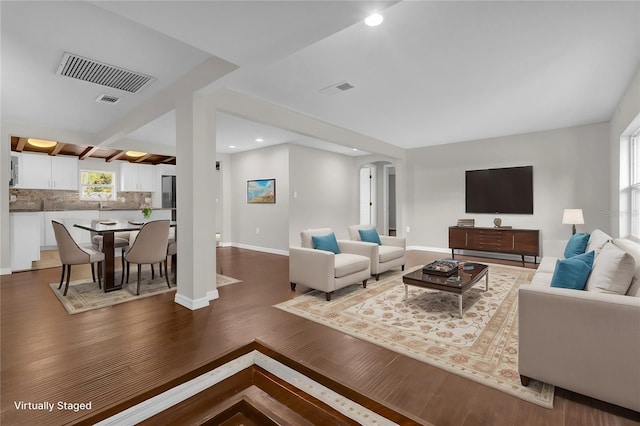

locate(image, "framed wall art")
[[247, 178, 276, 204]]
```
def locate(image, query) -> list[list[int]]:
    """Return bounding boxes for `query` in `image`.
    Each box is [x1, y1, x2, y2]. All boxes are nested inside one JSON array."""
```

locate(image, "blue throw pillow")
[[564, 233, 590, 258], [358, 227, 382, 245], [550, 250, 594, 290], [312, 232, 341, 254]]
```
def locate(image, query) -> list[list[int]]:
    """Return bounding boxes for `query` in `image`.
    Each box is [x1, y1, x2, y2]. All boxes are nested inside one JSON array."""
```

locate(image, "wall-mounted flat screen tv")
[[465, 166, 533, 214]]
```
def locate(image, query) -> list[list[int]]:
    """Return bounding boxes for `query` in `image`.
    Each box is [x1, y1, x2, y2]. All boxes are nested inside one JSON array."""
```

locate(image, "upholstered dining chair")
[[348, 225, 406, 280], [128, 229, 165, 279], [52, 220, 105, 296], [166, 239, 177, 285], [121, 220, 171, 295], [90, 220, 130, 274]]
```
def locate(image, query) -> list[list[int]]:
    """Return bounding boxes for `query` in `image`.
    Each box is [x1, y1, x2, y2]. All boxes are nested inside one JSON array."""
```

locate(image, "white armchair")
[[289, 228, 373, 301], [348, 225, 406, 280]]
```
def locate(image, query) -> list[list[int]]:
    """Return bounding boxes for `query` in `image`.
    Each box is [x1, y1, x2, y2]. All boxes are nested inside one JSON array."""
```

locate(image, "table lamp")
[[562, 209, 584, 235]]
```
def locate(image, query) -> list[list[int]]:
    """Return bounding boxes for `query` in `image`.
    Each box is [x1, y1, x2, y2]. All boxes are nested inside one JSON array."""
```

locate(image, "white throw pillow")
[[612, 238, 640, 297], [586, 229, 612, 257], [585, 242, 636, 295]]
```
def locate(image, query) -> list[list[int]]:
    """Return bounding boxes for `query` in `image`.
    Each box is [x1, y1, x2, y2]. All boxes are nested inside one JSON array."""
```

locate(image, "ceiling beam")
[[161, 156, 176, 164], [15, 138, 26, 152], [106, 150, 126, 162], [79, 146, 100, 160], [133, 153, 153, 163], [95, 56, 238, 148], [49, 143, 65, 156], [213, 88, 405, 159]]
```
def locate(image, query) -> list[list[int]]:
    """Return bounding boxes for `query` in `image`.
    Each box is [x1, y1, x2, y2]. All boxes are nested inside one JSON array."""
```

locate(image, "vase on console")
[[494, 218, 502, 228]]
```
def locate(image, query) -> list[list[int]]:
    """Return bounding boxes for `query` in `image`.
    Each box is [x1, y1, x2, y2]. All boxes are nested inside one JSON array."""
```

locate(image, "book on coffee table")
[[422, 259, 459, 276]]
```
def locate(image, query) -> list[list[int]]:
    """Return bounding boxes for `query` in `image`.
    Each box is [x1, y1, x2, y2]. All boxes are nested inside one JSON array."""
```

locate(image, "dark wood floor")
[[1, 248, 639, 425]]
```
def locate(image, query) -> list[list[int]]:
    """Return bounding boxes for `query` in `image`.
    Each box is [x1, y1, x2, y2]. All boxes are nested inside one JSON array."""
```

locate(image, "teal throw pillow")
[[358, 227, 382, 245], [564, 233, 590, 258], [312, 232, 341, 254], [550, 250, 594, 290]]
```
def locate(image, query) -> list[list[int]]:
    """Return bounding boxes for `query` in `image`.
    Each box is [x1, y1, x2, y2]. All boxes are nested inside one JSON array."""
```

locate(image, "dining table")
[[74, 220, 177, 292]]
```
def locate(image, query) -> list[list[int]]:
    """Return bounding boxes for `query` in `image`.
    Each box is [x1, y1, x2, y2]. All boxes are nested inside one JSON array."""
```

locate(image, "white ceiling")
[[2, 1, 639, 156], [230, 1, 640, 148], [1, 1, 210, 134], [129, 110, 370, 156]]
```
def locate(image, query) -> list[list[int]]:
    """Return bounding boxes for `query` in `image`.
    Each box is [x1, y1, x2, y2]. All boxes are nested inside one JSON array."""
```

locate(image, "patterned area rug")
[[50, 273, 241, 314], [274, 264, 554, 408]]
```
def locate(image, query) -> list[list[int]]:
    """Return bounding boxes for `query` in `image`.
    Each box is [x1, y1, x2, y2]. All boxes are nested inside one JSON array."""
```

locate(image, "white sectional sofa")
[[518, 230, 640, 412]]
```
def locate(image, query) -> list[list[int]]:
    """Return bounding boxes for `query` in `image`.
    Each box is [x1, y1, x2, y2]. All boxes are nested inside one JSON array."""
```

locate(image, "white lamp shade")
[[562, 209, 584, 225]]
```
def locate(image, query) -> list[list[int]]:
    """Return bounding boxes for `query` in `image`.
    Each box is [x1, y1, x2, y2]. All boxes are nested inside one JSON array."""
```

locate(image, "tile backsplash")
[[9, 189, 151, 211]]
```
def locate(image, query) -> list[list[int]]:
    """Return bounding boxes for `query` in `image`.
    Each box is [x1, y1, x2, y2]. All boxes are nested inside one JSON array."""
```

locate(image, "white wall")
[[229, 143, 290, 252], [405, 122, 611, 254], [288, 144, 358, 247]]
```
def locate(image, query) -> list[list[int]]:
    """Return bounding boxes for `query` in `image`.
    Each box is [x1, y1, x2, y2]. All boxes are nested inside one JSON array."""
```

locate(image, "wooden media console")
[[449, 226, 540, 266]]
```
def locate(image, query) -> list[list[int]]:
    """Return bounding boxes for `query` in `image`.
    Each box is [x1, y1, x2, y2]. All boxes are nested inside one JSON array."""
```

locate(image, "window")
[[80, 170, 116, 201], [630, 133, 640, 238]]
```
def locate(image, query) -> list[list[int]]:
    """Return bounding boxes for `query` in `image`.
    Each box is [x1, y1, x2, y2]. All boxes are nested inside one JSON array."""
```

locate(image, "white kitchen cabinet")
[[20, 152, 78, 190], [120, 163, 154, 192], [51, 156, 79, 190], [44, 211, 96, 248], [10, 212, 42, 271], [44, 212, 64, 247], [20, 153, 49, 189]]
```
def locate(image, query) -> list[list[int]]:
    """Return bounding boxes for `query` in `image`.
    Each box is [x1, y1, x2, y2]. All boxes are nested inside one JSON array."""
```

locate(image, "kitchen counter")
[[98, 207, 175, 211]]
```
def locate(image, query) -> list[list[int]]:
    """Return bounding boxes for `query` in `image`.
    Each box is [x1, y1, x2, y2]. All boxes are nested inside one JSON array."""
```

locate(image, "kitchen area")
[[8, 137, 177, 271]]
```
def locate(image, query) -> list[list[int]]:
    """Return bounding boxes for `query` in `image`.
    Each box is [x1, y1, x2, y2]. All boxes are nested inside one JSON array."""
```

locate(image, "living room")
[[2, 1, 640, 424]]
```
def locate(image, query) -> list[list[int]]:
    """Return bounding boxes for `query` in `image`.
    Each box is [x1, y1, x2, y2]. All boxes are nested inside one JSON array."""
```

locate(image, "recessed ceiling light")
[[255, 138, 263, 142], [365, 12, 383, 27], [353, 148, 358, 151], [27, 138, 57, 148], [229, 145, 236, 149], [125, 150, 147, 158]]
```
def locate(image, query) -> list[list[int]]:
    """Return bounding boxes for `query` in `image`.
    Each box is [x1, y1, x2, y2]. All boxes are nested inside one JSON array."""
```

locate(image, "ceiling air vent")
[[96, 94, 120, 104], [57, 52, 155, 93], [319, 81, 355, 96]]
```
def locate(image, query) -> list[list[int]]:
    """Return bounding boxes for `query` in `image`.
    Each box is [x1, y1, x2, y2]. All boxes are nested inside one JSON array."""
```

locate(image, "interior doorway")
[[359, 161, 395, 236]]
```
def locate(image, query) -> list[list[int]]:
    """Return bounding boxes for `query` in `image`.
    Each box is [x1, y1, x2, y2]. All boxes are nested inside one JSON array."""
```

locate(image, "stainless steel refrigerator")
[[161, 175, 176, 221]]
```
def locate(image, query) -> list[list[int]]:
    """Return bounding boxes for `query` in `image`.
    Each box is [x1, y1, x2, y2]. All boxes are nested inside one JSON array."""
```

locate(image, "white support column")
[[0, 129, 11, 274], [174, 94, 218, 310]]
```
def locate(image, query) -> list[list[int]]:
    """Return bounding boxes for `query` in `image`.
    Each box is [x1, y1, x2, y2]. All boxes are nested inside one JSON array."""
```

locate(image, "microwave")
[[9, 155, 18, 187]]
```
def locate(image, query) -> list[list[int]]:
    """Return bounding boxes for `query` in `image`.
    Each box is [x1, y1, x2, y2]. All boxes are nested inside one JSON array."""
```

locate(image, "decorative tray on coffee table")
[[422, 259, 459, 276]]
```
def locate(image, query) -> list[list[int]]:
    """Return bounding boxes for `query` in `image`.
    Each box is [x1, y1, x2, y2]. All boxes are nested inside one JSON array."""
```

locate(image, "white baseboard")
[[174, 293, 209, 310], [230, 243, 288, 256], [0, 268, 12, 275], [407, 245, 450, 253], [207, 289, 219, 301]]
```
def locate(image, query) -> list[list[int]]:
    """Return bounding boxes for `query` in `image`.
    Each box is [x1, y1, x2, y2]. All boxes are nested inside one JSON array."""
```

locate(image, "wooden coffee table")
[[402, 262, 489, 318]]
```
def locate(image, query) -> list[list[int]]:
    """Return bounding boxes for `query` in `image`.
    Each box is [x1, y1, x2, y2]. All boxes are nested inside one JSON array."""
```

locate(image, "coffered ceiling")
[[2, 1, 639, 158]]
